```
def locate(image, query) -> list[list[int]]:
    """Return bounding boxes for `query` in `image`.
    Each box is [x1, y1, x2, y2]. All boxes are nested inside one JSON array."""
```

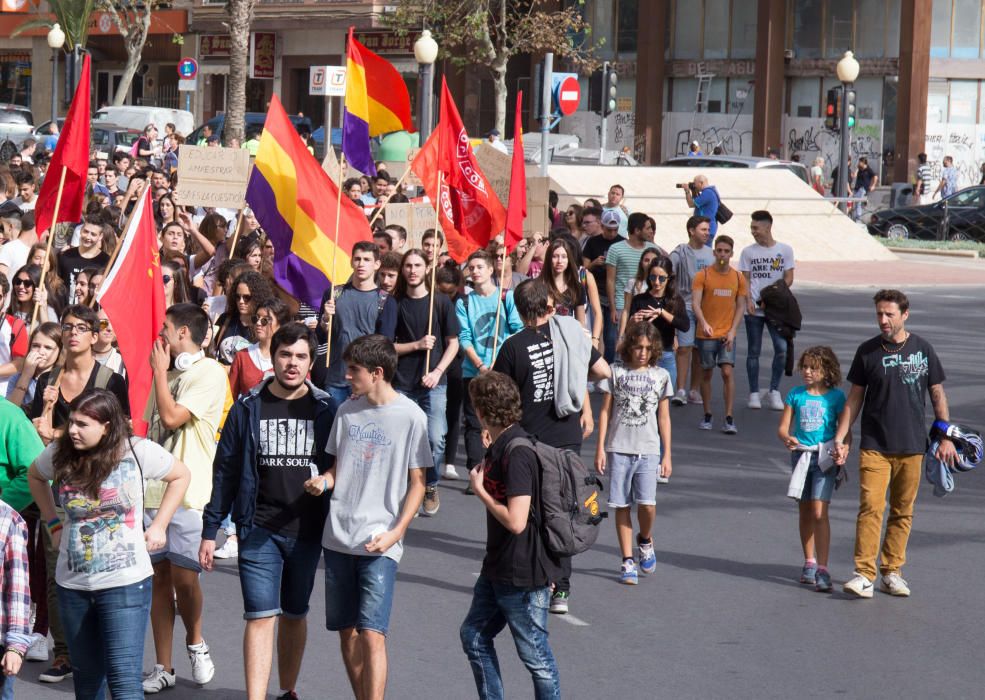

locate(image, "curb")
[[885, 246, 980, 259]]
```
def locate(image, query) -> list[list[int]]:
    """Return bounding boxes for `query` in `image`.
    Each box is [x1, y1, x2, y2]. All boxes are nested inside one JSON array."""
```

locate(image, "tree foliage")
[[11, 0, 97, 50]]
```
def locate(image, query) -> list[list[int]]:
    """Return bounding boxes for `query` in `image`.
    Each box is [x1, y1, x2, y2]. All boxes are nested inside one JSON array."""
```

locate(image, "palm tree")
[[11, 0, 96, 50], [225, 0, 258, 145]]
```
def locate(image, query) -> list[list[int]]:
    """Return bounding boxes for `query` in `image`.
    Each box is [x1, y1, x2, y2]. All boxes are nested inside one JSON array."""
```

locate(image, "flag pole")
[[325, 151, 346, 368], [491, 250, 510, 361], [90, 183, 148, 308], [424, 170, 443, 373], [31, 165, 68, 332], [367, 166, 413, 229], [226, 205, 247, 258]]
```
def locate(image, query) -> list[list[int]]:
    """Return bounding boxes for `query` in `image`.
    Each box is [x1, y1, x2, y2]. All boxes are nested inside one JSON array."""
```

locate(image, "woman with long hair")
[[6, 321, 61, 408], [540, 237, 603, 349], [161, 259, 200, 308], [9, 264, 57, 323], [215, 269, 272, 364], [188, 212, 228, 293], [154, 193, 178, 229], [617, 248, 661, 336], [623, 256, 690, 388], [73, 267, 104, 307], [563, 203, 584, 238], [233, 234, 264, 273], [93, 309, 125, 376], [227, 297, 289, 399], [27, 389, 189, 699]]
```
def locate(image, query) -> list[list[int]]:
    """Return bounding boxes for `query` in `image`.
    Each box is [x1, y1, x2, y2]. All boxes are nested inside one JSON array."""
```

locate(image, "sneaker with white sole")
[[843, 573, 874, 598], [748, 391, 762, 409], [187, 641, 216, 685], [688, 390, 702, 404], [25, 632, 48, 661], [880, 572, 911, 597], [671, 389, 687, 406], [656, 475, 669, 484], [549, 591, 569, 614], [620, 559, 639, 585], [698, 414, 713, 430], [422, 487, 440, 516], [213, 538, 238, 559], [766, 389, 785, 411], [442, 464, 461, 480], [143, 664, 176, 693], [638, 538, 656, 575], [722, 417, 738, 434]]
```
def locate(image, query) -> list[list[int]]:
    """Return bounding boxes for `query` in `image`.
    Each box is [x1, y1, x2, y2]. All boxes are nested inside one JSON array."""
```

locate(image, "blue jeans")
[[326, 384, 352, 414], [1, 675, 14, 700], [460, 576, 560, 700], [238, 525, 322, 620], [744, 314, 786, 394], [658, 349, 677, 392], [397, 384, 447, 486], [602, 305, 618, 364], [323, 549, 398, 635], [57, 577, 153, 700], [852, 186, 867, 220]]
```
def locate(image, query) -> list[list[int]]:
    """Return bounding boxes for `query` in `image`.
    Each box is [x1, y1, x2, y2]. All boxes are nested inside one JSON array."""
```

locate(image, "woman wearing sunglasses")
[[162, 260, 197, 308], [214, 269, 273, 365], [226, 297, 289, 399], [8, 264, 57, 324]]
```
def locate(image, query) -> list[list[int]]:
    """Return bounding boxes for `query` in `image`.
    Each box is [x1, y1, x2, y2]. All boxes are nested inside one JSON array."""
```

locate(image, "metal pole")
[[600, 61, 608, 165], [418, 63, 433, 145], [185, 92, 191, 113], [325, 95, 332, 158], [838, 82, 852, 214], [50, 49, 58, 123], [540, 52, 553, 177]]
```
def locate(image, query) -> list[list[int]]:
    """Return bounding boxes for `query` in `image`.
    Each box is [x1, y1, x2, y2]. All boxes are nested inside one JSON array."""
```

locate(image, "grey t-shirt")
[[322, 393, 432, 563], [670, 243, 715, 311], [326, 287, 394, 386], [599, 363, 673, 455]]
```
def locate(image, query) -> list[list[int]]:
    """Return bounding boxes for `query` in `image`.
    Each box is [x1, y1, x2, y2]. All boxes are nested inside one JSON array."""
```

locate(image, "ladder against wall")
[[689, 63, 715, 149]]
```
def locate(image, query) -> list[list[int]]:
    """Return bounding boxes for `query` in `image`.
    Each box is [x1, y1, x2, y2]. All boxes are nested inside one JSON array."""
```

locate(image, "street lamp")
[[414, 29, 439, 144], [836, 50, 859, 213], [47, 23, 65, 125]]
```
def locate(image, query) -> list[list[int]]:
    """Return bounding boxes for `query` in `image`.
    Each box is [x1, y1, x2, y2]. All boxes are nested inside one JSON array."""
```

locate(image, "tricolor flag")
[[342, 27, 415, 176], [246, 95, 371, 308], [95, 185, 165, 437]]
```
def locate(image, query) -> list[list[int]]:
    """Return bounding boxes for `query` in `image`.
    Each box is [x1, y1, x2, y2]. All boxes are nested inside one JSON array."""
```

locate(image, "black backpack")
[[506, 436, 607, 557]]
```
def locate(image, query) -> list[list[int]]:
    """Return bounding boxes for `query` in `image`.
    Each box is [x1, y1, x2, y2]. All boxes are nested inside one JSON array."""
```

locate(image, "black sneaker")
[[39, 657, 73, 683], [276, 692, 300, 700], [549, 591, 569, 614]]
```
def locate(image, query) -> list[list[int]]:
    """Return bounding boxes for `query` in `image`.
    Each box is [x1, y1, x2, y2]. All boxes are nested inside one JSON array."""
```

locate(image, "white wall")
[[924, 122, 985, 190]]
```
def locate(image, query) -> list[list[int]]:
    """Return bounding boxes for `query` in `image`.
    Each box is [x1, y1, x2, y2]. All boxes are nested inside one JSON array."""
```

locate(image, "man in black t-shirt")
[[393, 250, 460, 517], [57, 217, 110, 300], [461, 371, 561, 698], [201, 324, 335, 700], [493, 279, 609, 614], [834, 290, 956, 599]]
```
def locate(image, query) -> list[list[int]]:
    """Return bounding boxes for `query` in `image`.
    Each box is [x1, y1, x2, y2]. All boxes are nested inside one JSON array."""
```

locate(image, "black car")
[[867, 186, 985, 242]]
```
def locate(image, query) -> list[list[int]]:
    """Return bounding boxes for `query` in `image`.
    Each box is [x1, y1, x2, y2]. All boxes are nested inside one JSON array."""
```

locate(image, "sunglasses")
[[649, 274, 669, 282], [162, 274, 172, 284], [12, 278, 34, 288], [235, 293, 252, 302], [61, 323, 93, 334], [96, 318, 110, 331], [251, 314, 272, 326]]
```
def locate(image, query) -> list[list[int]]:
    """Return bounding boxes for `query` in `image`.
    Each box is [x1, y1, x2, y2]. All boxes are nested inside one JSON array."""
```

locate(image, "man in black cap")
[[486, 128, 507, 155]]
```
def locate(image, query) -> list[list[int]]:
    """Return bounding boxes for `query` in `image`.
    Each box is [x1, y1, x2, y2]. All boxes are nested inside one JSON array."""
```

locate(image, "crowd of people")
[[0, 123, 964, 700]]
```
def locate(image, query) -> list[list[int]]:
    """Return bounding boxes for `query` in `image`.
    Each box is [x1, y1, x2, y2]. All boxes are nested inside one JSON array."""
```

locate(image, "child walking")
[[777, 346, 847, 593], [595, 321, 673, 585]]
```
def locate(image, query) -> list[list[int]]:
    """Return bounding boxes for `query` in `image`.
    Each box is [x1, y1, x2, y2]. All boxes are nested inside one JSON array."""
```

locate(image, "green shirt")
[[605, 240, 658, 310], [0, 397, 44, 512]]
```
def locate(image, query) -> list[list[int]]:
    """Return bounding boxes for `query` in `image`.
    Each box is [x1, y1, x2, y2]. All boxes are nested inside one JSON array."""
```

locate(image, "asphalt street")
[[15, 285, 985, 700]]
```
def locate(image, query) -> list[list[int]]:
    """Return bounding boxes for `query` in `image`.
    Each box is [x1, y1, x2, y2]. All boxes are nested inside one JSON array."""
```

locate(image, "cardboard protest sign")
[[175, 145, 251, 208]]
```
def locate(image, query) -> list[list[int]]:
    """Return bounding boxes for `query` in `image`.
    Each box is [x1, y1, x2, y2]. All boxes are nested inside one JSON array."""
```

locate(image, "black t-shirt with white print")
[[253, 387, 325, 541]]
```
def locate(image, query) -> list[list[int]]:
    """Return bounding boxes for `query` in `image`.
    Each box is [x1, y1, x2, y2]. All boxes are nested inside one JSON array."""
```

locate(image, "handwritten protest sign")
[[175, 145, 251, 208]]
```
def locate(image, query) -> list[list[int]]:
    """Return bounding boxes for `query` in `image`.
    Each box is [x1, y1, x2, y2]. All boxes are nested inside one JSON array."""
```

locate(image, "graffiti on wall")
[[560, 110, 636, 153], [662, 113, 755, 158], [924, 124, 985, 189], [785, 118, 883, 179]]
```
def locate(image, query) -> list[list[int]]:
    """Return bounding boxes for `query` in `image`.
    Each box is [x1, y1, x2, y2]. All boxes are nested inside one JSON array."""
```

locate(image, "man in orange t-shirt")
[[692, 235, 747, 434]]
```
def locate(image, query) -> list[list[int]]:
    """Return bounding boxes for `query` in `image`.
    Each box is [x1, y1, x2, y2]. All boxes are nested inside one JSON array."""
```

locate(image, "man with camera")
[[680, 175, 720, 245]]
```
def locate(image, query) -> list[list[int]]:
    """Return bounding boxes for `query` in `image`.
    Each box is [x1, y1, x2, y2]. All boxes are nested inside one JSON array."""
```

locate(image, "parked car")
[[0, 103, 35, 147], [33, 119, 65, 139], [187, 112, 313, 147], [662, 155, 811, 185], [867, 185, 985, 242], [94, 106, 194, 137], [91, 124, 143, 154]]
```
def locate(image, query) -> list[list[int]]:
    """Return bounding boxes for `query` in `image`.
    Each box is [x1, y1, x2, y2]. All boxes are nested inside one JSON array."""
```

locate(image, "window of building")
[[825, 0, 854, 57], [930, 0, 952, 57], [730, 1, 757, 58], [856, 0, 887, 58], [948, 80, 978, 123], [927, 80, 949, 123], [793, 0, 824, 59], [885, 0, 901, 57], [951, 0, 982, 58], [706, 77, 727, 113], [789, 77, 821, 118], [616, 0, 639, 54], [703, 0, 729, 59], [674, 0, 702, 59], [671, 78, 698, 112]]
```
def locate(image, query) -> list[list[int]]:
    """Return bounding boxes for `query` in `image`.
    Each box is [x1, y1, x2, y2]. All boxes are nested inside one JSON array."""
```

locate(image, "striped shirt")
[[915, 164, 933, 196], [0, 501, 31, 655]]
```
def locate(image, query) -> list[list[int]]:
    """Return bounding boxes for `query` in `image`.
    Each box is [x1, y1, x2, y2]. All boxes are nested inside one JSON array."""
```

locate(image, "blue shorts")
[[238, 525, 322, 620], [790, 452, 836, 503], [323, 549, 398, 635], [696, 337, 736, 369], [677, 308, 697, 347], [607, 452, 659, 507]]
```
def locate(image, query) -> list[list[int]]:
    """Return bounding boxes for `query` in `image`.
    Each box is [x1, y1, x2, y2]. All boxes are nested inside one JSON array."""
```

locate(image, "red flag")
[[95, 187, 165, 437], [34, 54, 91, 239], [505, 91, 527, 254], [411, 78, 506, 262]]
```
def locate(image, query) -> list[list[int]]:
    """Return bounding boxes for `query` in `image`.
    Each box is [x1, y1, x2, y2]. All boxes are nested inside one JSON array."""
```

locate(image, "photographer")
[[679, 174, 720, 245]]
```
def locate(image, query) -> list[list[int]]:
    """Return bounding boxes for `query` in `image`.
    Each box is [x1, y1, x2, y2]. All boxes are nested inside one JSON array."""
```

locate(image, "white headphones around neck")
[[174, 350, 205, 372]]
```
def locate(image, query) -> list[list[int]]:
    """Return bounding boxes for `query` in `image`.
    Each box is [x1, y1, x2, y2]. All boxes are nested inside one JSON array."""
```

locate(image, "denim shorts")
[[696, 337, 737, 369], [607, 452, 658, 507], [790, 452, 836, 503], [323, 548, 398, 635], [677, 308, 697, 347], [238, 525, 322, 620]]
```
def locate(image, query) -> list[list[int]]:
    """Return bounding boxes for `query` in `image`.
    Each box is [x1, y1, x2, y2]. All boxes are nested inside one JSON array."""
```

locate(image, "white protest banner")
[[175, 145, 251, 208]]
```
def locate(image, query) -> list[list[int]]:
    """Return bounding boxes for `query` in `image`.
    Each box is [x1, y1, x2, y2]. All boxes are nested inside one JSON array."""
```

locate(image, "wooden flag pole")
[[226, 206, 248, 258], [31, 165, 68, 332], [89, 183, 147, 308], [366, 166, 413, 229], [490, 251, 510, 361], [325, 152, 346, 367], [423, 170, 443, 372]]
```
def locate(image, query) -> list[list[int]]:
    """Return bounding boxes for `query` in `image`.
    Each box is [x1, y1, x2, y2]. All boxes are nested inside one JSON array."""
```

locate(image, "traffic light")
[[603, 63, 618, 117], [844, 88, 857, 129], [824, 87, 841, 131]]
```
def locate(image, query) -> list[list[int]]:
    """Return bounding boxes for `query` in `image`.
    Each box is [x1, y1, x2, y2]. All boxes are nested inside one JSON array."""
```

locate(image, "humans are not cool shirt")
[[738, 241, 795, 313]]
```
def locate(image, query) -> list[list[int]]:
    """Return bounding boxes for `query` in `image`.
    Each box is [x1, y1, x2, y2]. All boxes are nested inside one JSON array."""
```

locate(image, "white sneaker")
[[688, 390, 702, 404], [843, 573, 874, 598], [698, 416, 713, 430], [443, 464, 461, 480], [671, 389, 687, 406], [213, 538, 238, 559], [766, 389, 784, 411], [880, 572, 911, 597], [656, 475, 670, 484], [143, 664, 177, 693], [187, 641, 216, 685], [25, 632, 48, 662], [747, 392, 762, 409]]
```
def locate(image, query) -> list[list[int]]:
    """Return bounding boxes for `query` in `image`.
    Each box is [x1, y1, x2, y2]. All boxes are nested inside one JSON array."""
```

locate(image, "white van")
[[93, 106, 195, 138]]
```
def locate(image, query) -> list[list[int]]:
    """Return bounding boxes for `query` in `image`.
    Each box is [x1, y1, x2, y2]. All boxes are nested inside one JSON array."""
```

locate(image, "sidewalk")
[[796, 252, 985, 287]]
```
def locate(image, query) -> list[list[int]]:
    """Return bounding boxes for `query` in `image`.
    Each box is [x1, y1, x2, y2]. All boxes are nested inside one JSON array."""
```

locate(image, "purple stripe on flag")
[[245, 168, 332, 309], [342, 109, 376, 176]]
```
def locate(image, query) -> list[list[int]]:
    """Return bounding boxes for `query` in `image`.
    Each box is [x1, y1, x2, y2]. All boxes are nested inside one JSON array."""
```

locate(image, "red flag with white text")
[[95, 187, 166, 436]]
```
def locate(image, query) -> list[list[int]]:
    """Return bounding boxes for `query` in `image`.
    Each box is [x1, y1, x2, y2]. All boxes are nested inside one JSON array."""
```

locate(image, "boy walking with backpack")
[[461, 370, 561, 699]]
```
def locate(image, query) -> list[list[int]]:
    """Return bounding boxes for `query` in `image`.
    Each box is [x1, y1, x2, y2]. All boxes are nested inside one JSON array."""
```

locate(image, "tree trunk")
[[226, 0, 256, 145], [112, 40, 143, 106], [108, 11, 150, 106], [492, 64, 508, 136]]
